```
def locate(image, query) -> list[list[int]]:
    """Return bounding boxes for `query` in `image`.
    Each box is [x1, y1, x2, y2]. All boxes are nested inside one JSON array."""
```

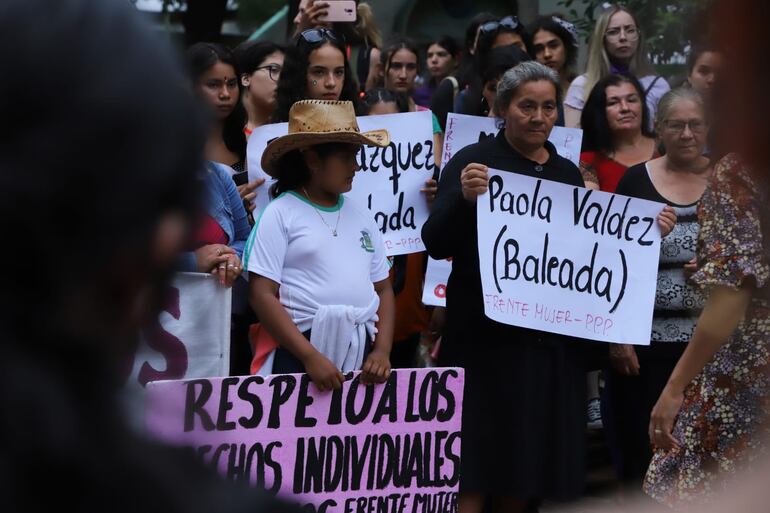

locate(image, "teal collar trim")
[[288, 190, 344, 212]]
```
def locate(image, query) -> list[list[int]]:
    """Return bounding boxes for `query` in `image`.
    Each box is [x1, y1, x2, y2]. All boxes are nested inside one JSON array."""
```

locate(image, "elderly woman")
[[422, 61, 588, 513]]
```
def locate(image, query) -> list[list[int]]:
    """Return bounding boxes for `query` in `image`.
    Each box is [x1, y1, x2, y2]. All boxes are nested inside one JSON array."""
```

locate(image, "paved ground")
[[541, 429, 620, 512]]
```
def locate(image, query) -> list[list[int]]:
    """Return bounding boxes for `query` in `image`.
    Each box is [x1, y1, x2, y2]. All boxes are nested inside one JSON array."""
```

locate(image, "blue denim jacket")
[[177, 161, 250, 271]]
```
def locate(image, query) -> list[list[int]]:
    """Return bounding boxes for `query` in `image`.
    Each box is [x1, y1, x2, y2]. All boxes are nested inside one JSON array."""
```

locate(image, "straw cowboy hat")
[[261, 100, 390, 176]]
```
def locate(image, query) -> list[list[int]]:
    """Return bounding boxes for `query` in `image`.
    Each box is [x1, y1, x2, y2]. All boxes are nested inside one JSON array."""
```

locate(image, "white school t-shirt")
[[244, 191, 390, 324]]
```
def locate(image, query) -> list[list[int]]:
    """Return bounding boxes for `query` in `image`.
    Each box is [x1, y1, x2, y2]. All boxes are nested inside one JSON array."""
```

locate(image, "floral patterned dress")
[[643, 154, 770, 507]]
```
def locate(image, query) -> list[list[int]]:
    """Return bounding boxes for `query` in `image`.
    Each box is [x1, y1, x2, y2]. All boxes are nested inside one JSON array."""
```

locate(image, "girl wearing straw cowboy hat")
[[245, 99, 394, 390]]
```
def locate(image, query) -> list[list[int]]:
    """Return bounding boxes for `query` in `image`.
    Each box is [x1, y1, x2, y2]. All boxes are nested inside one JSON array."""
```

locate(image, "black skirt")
[[438, 317, 588, 500]]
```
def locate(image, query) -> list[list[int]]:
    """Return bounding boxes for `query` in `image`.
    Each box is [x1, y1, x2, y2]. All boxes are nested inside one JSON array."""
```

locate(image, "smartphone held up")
[[318, 0, 357, 23]]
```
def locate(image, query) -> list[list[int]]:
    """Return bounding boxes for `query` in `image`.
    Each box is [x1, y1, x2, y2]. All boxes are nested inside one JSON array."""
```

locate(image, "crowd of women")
[[171, 1, 769, 512]]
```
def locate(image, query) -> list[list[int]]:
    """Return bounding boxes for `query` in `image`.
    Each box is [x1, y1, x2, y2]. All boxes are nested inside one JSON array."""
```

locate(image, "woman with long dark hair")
[[234, 40, 285, 137], [186, 43, 252, 374], [579, 74, 657, 192], [272, 28, 359, 123], [187, 42, 248, 173], [413, 36, 460, 107], [526, 16, 579, 126]]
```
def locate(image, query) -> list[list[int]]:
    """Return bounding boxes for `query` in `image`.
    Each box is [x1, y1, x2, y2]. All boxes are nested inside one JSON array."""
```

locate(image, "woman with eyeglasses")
[[579, 74, 659, 192], [526, 16, 579, 126], [603, 88, 710, 490], [272, 28, 360, 123], [564, 5, 669, 129], [234, 41, 284, 138]]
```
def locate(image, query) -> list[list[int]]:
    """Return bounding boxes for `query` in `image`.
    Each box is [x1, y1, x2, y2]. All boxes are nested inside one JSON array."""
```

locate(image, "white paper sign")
[[441, 113, 583, 168], [422, 114, 584, 306], [247, 111, 437, 256], [246, 122, 286, 214], [126, 273, 231, 389], [123, 273, 231, 427], [422, 257, 452, 307], [477, 170, 663, 345]]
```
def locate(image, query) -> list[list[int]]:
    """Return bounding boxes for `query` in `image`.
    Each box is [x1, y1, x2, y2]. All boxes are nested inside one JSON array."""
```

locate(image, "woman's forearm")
[[372, 280, 395, 355], [250, 281, 318, 363], [666, 285, 752, 392]]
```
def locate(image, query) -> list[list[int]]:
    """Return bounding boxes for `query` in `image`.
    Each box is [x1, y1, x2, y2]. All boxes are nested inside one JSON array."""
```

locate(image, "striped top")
[[616, 163, 706, 343]]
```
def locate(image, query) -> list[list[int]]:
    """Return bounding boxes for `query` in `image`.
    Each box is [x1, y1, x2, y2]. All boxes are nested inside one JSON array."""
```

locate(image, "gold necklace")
[[302, 187, 341, 237]]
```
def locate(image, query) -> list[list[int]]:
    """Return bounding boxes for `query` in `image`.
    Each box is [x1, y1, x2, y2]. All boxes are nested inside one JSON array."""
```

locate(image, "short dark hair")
[[526, 16, 579, 71], [186, 42, 247, 163], [234, 40, 284, 76], [273, 30, 359, 123], [429, 35, 461, 59], [580, 74, 654, 153], [361, 87, 409, 114], [687, 44, 720, 74]]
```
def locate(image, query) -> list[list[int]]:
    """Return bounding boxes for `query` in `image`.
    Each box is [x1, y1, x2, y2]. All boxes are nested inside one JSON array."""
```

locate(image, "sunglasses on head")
[[478, 16, 521, 37], [297, 28, 345, 52]]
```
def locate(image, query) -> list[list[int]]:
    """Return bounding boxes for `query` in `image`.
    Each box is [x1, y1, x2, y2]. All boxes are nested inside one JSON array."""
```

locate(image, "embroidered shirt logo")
[[359, 230, 375, 252]]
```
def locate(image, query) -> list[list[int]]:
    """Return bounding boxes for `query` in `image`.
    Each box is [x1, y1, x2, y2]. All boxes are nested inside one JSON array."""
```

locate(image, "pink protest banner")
[[145, 368, 464, 513]]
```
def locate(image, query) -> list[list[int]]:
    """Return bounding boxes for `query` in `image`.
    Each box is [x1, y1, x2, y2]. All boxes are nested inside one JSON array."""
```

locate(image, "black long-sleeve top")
[[422, 130, 585, 325]]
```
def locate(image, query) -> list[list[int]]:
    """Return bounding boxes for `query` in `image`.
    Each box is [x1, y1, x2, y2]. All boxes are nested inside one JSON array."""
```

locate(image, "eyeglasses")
[[255, 64, 281, 82], [478, 16, 521, 37], [297, 28, 345, 53], [604, 25, 639, 42], [662, 119, 707, 134]]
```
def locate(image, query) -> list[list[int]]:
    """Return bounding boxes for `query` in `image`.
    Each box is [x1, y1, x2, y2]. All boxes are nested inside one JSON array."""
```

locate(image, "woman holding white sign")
[[422, 61, 593, 511], [246, 100, 395, 390], [607, 88, 711, 487]]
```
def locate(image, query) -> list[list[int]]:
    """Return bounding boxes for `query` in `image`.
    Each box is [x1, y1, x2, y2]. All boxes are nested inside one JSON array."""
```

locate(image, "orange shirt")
[[391, 252, 430, 342]]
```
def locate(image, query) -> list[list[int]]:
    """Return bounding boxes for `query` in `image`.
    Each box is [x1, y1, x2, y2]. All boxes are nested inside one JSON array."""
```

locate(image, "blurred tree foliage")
[[237, 0, 286, 24], [558, 0, 714, 62]]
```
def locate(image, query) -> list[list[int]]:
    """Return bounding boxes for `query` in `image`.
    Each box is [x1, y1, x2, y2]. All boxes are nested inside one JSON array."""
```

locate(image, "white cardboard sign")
[[422, 257, 452, 307], [477, 169, 663, 345], [441, 113, 582, 169], [247, 111, 437, 256], [424, 114, 584, 307]]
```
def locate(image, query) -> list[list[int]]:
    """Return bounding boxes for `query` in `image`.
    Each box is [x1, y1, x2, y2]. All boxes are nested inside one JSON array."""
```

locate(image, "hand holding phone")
[[318, 1, 357, 23]]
